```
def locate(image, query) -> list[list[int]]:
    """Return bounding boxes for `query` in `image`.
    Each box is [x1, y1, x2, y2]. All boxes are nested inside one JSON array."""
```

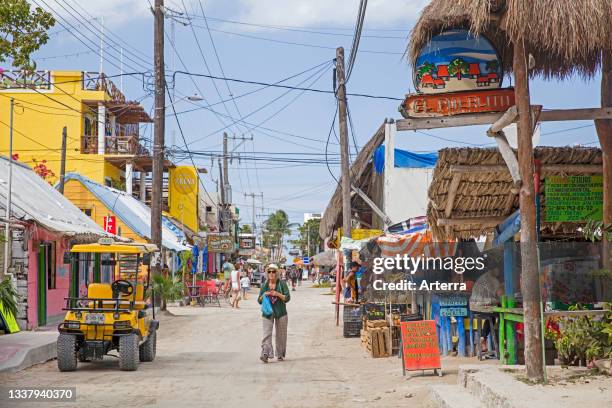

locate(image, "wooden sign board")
[[207, 234, 234, 253], [545, 175, 603, 222], [401, 88, 515, 118], [413, 29, 503, 95], [400, 320, 441, 374]]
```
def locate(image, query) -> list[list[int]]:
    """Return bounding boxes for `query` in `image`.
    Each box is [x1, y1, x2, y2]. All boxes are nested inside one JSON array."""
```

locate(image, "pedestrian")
[[240, 273, 250, 300], [231, 263, 242, 308], [222, 259, 234, 295], [258, 264, 291, 363], [290, 268, 298, 291]]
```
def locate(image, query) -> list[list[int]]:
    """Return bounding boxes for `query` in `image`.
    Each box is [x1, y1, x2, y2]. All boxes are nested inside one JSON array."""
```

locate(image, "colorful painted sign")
[[169, 166, 199, 233], [208, 233, 234, 253], [414, 29, 503, 95], [439, 294, 468, 317], [238, 235, 255, 256], [103, 216, 117, 234], [401, 88, 515, 118], [545, 175, 603, 222], [400, 320, 441, 372]]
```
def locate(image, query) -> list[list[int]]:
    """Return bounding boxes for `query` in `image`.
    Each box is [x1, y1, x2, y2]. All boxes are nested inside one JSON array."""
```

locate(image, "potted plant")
[[149, 274, 184, 311]]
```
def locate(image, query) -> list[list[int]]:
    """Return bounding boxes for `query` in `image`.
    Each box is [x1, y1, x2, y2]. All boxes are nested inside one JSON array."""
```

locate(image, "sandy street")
[[0, 283, 469, 408]]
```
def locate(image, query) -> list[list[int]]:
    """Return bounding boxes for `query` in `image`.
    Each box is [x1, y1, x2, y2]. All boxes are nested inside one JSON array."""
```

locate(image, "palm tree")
[[263, 210, 295, 261], [448, 57, 469, 80], [416, 61, 436, 80]]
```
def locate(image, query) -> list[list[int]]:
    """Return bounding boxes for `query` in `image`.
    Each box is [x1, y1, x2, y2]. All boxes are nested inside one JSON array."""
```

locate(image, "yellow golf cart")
[[57, 240, 159, 371]]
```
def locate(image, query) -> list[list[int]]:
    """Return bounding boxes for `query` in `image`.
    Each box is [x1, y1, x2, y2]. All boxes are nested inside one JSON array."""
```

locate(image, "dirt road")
[[1, 283, 467, 408]]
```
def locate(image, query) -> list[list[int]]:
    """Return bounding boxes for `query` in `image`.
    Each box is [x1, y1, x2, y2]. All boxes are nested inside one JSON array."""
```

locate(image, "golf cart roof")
[[71, 240, 159, 254]]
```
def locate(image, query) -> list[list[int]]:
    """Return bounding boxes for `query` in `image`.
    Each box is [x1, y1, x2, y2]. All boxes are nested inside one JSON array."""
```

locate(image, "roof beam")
[[396, 107, 612, 131], [437, 216, 506, 226]]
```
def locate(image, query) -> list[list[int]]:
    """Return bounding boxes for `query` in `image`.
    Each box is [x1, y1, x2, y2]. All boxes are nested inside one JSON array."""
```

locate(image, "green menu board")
[[545, 175, 603, 222]]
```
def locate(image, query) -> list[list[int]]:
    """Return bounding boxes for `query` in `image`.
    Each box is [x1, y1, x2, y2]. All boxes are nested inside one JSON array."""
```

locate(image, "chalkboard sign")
[[400, 320, 441, 374], [545, 175, 603, 222]]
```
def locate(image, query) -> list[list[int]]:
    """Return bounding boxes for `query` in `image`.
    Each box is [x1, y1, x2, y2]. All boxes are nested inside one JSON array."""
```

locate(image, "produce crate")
[[361, 327, 391, 358]]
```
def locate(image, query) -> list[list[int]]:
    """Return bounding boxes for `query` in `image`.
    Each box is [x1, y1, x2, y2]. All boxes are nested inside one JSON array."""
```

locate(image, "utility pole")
[[4, 98, 14, 276], [152, 0, 165, 253], [336, 47, 351, 239], [98, 17, 104, 76], [244, 192, 263, 236], [58, 127, 67, 194], [513, 38, 544, 382], [223, 132, 229, 203]]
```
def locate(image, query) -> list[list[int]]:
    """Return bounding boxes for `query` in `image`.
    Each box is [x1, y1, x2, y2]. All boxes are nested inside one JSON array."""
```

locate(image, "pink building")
[[0, 157, 108, 330]]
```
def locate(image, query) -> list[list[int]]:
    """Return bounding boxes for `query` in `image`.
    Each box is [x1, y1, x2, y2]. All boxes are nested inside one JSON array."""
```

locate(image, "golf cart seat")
[[119, 284, 147, 310], [87, 283, 115, 309]]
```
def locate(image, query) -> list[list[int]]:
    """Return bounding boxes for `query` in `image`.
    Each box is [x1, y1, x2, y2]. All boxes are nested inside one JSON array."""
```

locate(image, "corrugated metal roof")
[[0, 157, 108, 238], [63, 173, 190, 252]]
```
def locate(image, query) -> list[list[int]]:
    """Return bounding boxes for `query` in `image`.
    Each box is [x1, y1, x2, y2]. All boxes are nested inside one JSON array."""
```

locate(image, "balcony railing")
[[81, 135, 148, 155], [82, 72, 125, 102], [0, 69, 51, 90]]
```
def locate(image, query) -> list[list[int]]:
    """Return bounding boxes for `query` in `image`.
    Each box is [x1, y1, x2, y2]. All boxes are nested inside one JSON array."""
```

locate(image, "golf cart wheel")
[[119, 334, 139, 371], [139, 329, 156, 362], [57, 334, 78, 372]]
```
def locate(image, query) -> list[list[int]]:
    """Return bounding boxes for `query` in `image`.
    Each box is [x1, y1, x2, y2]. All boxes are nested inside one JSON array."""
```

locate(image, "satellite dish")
[[502, 123, 541, 148]]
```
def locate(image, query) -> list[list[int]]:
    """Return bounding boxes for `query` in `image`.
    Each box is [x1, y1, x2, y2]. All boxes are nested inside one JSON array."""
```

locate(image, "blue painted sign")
[[414, 29, 503, 94], [302, 256, 310, 265]]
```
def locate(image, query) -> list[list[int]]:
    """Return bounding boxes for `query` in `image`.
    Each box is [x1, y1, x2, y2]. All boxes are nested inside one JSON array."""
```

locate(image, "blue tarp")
[[373, 145, 438, 173]]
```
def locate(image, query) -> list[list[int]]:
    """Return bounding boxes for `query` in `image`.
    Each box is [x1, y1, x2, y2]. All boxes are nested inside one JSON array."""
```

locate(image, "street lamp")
[[168, 94, 204, 146]]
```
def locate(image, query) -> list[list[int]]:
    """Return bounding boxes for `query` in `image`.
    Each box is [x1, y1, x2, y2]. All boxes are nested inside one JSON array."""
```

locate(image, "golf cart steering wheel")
[[111, 280, 134, 298]]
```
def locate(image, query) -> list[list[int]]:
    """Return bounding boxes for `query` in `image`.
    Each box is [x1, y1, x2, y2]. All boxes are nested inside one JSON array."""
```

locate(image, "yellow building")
[[0, 69, 152, 193]]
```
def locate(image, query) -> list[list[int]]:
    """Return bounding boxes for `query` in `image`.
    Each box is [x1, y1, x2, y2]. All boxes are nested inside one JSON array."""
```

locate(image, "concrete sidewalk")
[[0, 331, 57, 374]]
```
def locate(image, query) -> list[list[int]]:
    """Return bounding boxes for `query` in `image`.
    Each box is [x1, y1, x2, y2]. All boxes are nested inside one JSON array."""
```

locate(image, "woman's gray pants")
[[261, 315, 288, 359]]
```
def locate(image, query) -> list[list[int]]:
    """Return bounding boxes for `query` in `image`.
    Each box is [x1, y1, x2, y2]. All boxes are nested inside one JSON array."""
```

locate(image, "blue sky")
[[25, 0, 603, 235]]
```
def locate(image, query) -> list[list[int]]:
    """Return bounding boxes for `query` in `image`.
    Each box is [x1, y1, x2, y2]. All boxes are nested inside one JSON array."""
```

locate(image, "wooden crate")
[[362, 327, 391, 358], [366, 320, 388, 329]]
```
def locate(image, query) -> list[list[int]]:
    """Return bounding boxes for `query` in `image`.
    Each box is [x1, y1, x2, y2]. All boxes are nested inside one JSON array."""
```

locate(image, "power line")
[[346, 0, 368, 82], [185, 14, 408, 38], [171, 70, 403, 101], [189, 24, 405, 56]]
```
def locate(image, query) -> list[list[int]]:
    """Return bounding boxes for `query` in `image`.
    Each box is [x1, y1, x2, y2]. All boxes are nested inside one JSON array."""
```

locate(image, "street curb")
[[0, 332, 58, 374]]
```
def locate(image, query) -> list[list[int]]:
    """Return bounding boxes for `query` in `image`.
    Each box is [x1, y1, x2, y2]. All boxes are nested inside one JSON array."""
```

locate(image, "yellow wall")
[[168, 166, 199, 232], [63, 178, 145, 243], [0, 70, 120, 185]]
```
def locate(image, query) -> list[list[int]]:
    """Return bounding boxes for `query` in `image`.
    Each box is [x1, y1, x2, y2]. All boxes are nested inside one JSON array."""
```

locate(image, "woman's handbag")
[[261, 295, 273, 317]]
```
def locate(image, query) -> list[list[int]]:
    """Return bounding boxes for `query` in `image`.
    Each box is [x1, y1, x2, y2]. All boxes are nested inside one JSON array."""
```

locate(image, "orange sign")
[[401, 88, 515, 118], [400, 320, 441, 372]]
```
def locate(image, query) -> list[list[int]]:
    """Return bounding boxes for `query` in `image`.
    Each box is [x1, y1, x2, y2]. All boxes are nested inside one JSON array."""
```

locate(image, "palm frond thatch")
[[427, 146, 603, 240], [408, 0, 612, 79]]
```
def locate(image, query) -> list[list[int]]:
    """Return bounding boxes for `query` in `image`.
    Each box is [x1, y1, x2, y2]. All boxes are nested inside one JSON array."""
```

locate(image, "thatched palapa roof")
[[408, 0, 612, 79], [428, 146, 603, 240], [319, 123, 385, 240]]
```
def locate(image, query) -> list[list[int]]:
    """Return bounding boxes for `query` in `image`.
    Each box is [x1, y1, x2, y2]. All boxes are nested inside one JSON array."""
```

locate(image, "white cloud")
[[39, 0, 151, 28], [230, 0, 428, 28]]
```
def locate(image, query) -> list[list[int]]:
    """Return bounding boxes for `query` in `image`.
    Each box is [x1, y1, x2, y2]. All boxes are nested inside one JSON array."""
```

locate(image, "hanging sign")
[[238, 235, 255, 256], [400, 88, 515, 118], [400, 320, 441, 373], [413, 29, 503, 95], [439, 294, 468, 317], [545, 175, 603, 222], [103, 216, 117, 234], [207, 234, 234, 253]]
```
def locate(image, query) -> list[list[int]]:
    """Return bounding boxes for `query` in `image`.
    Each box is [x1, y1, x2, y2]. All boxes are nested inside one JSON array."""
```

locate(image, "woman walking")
[[258, 264, 291, 363]]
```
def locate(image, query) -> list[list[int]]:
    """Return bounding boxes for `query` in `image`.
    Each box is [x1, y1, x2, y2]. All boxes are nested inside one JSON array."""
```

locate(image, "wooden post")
[[595, 51, 611, 271], [513, 38, 544, 381], [336, 47, 351, 239], [151, 0, 165, 252], [58, 127, 67, 195]]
